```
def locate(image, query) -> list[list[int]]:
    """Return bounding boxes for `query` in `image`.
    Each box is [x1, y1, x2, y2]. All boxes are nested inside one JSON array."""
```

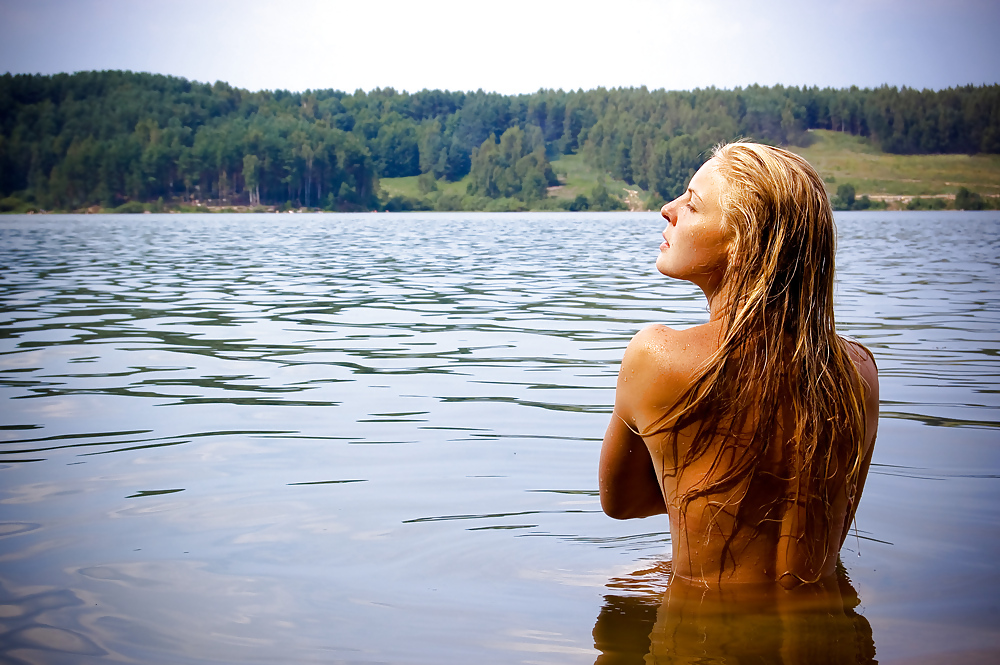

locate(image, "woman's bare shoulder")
[[840, 337, 879, 391], [622, 323, 720, 374], [623, 324, 678, 357], [616, 323, 722, 428], [840, 337, 880, 447], [841, 336, 876, 365]]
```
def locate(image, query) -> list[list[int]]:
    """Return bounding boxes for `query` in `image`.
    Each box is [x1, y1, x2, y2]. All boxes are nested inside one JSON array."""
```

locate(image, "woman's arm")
[[599, 328, 669, 520], [599, 411, 667, 519]]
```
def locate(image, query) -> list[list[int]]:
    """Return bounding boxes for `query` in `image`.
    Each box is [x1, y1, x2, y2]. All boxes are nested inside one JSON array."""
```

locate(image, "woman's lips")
[[660, 241, 669, 251]]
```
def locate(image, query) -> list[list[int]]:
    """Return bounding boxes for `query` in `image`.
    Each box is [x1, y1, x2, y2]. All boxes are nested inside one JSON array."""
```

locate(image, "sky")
[[1, 0, 998, 95]]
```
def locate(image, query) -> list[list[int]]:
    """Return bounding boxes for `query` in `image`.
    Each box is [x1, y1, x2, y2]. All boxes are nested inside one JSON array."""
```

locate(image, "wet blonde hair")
[[652, 141, 869, 582]]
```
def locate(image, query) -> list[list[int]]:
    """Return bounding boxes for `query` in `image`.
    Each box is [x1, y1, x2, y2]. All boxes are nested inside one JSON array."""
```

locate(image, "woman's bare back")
[[600, 321, 879, 587]]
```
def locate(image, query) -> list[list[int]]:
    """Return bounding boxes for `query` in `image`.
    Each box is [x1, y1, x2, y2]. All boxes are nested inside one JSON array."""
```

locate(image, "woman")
[[599, 141, 879, 588]]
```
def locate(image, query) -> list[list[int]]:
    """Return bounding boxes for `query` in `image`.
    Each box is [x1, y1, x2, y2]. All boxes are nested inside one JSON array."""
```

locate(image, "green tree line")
[[1, 71, 998, 211]]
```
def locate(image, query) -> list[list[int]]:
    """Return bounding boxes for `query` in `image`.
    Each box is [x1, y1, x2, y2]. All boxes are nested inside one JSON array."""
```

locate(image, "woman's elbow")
[[599, 475, 667, 520], [600, 490, 642, 520], [599, 474, 627, 519]]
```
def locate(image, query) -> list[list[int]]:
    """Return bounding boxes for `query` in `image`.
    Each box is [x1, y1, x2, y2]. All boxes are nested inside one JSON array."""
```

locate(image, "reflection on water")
[[1, 212, 998, 663], [594, 562, 875, 664], [0, 586, 106, 660]]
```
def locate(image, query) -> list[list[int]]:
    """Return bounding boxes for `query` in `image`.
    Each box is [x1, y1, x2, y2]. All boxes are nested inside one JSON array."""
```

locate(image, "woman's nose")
[[661, 201, 674, 224]]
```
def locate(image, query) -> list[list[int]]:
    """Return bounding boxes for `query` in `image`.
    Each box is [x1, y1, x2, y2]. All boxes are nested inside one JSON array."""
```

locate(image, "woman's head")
[[656, 158, 731, 299], [709, 141, 838, 341]]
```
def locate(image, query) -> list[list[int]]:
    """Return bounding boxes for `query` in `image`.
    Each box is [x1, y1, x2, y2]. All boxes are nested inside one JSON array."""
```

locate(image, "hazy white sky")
[[1, 0, 998, 94]]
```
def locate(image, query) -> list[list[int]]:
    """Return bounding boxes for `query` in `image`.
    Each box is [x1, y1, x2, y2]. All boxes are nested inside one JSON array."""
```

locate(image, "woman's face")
[[656, 158, 732, 295]]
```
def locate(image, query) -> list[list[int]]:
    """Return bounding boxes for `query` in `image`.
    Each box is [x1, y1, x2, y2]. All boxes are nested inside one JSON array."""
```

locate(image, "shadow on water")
[[593, 561, 876, 665]]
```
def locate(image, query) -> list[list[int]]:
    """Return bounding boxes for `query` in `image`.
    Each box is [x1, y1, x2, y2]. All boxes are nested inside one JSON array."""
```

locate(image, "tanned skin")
[[599, 159, 879, 586]]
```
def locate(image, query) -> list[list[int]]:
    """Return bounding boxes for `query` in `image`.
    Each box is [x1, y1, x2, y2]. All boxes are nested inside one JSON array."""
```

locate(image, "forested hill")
[[1, 71, 998, 212]]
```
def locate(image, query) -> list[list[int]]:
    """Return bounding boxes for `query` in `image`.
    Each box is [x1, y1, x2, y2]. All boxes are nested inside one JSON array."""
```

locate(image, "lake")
[[0, 211, 998, 664]]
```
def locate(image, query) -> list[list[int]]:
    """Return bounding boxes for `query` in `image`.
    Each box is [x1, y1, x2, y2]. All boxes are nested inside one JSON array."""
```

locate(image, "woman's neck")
[[701, 274, 732, 323]]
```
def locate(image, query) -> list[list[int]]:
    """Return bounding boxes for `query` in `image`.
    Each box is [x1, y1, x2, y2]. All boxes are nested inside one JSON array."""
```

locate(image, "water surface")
[[1, 211, 998, 663]]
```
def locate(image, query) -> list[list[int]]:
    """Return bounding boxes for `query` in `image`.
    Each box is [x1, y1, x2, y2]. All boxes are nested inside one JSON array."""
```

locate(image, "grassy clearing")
[[793, 130, 1000, 197], [376, 175, 421, 199], [548, 153, 642, 204], [378, 174, 471, 200]]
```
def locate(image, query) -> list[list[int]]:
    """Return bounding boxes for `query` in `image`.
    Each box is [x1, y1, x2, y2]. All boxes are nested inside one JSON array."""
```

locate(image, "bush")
[[832, 183, 857, 210], [481, 196, 526, 212], [569, 194, 589, 211], [837, 183, 856, 208], [0, 196, 26, 213], [382, 195, 432, 212], [955, 187, 986, 210], [433, 192, 465, 211], [533, 198, 571, 211], [588, 182, 625, 211], [906, 197, 947, 211], [417, 172, 438, 194], [112, 201, 147, 214]]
